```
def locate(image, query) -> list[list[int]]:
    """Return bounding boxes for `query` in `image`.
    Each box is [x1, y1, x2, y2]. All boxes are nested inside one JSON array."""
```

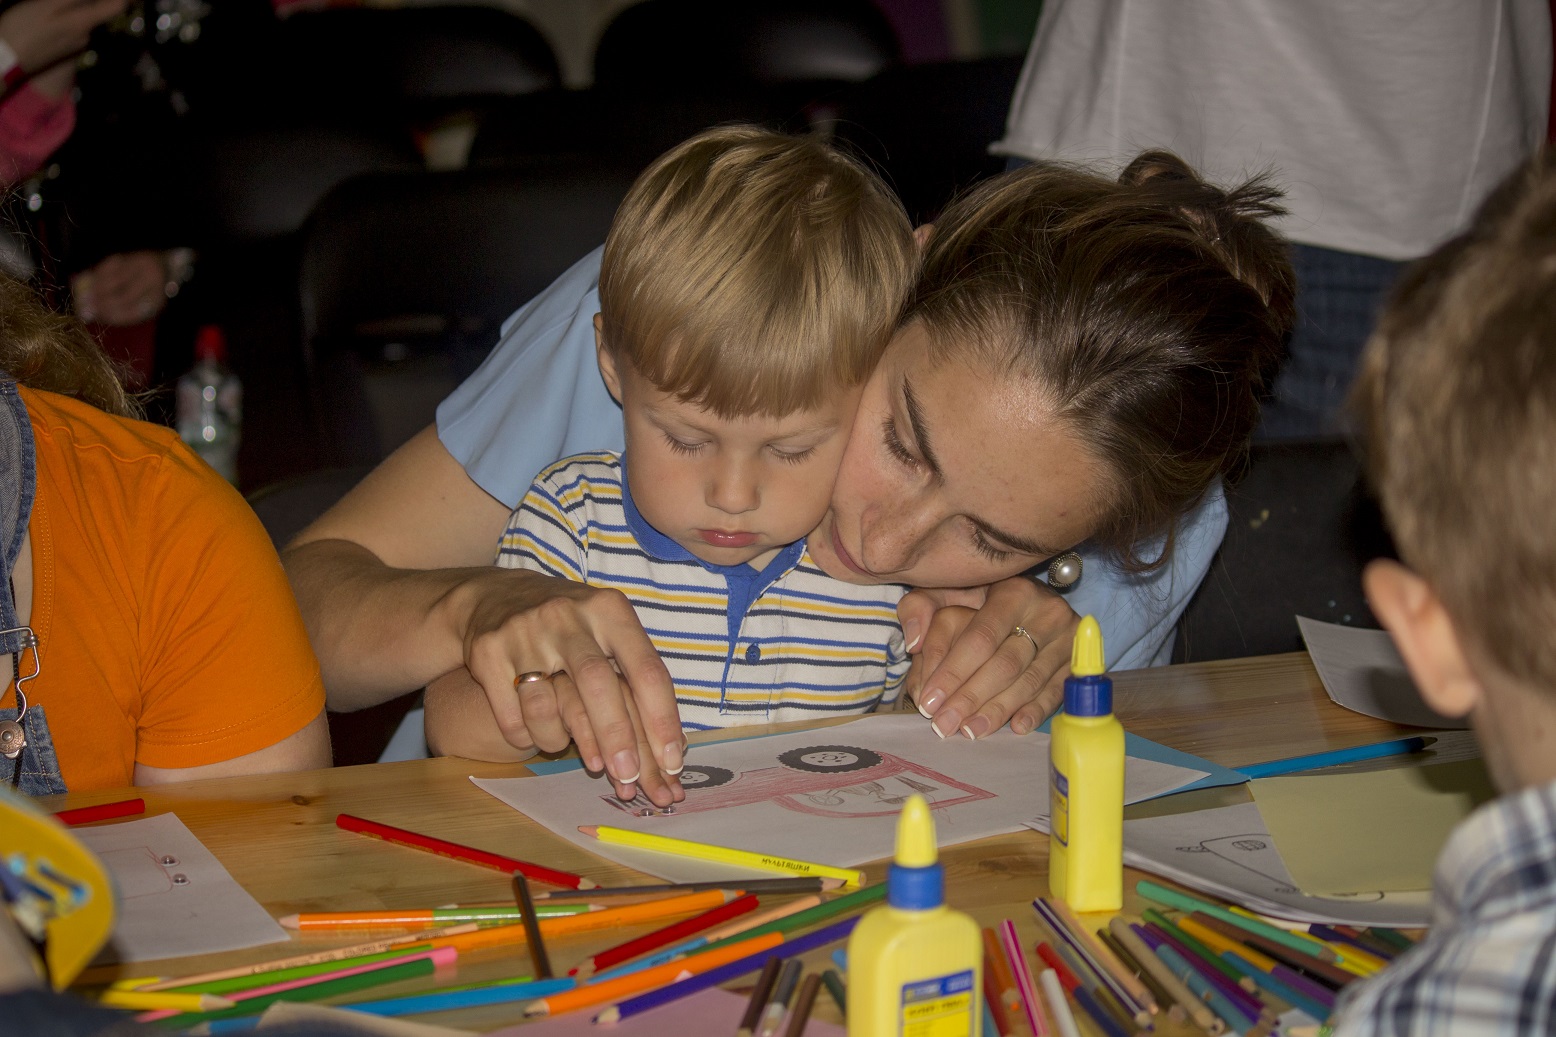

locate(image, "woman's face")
[[807, 322, 1113, 588]]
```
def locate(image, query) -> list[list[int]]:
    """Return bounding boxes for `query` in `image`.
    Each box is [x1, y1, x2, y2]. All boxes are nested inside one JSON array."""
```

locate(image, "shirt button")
[[744, 643, 761, 663]]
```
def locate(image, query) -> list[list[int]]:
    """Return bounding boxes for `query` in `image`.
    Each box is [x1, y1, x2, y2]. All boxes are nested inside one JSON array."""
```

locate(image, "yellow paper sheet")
[[1251, 759, 1495, 895]]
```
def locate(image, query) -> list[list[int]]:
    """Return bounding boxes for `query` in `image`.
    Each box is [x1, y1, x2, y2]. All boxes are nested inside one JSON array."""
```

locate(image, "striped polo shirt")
[[496, 452, 910, 730]]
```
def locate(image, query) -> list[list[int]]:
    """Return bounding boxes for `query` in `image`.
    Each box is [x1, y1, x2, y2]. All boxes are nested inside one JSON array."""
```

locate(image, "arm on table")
[[135, 713, 331, 785], [284, 425, 685, 804]]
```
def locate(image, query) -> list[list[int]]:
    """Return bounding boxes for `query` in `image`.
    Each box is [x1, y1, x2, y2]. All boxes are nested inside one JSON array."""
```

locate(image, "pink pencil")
[[132, 946, 457, 1022], [999, 919, 1051, 1037]]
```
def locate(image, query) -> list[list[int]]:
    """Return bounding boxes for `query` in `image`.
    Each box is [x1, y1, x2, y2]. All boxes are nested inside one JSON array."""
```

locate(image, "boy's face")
[[598, 333, 860, 570]]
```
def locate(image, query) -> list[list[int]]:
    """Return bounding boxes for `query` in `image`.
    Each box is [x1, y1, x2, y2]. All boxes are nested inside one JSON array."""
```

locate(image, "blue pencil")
[[592, 915, 862, 1024], [1154, 943, 1253, 1036], [1219, 949, 1331, 1022], [1237, 736, 1431, 779], [335, 975, 576, 1016]]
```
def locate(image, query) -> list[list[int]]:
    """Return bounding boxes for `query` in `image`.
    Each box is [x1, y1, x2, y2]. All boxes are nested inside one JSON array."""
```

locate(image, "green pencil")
[[1141, 907, 1247, 986], [151, 956, 440, 1027], [1137, 880, 1334, 960], [821, 967, 848, 1014], [693, 883, 887, 959], [156, 947, 429, 995]]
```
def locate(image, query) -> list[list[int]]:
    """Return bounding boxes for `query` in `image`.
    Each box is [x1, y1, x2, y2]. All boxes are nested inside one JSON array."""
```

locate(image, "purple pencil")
[[1031, 898, 1150, 1025], [592, 915, 861, 1024], [1137, 922, 1266, 1025], [1272, 963, 1338, 1008]]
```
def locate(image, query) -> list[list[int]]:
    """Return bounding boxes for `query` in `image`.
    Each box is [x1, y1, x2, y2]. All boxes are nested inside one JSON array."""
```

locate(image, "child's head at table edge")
[[1354, 147, 1556, 794]]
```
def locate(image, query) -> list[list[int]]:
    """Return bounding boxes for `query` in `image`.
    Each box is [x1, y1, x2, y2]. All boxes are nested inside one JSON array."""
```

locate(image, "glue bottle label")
[[899, 970, 975, 1037], [1050, 764, 1070, 846]]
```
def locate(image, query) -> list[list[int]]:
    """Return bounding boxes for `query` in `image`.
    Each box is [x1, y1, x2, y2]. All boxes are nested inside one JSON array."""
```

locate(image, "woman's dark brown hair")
[[0, 274, 141, 419], [906, 150, 1295, 570]]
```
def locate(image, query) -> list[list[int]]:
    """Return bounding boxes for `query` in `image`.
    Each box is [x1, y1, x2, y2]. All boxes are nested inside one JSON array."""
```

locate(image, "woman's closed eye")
[[970, 526, 1011, 563], [881, 417, 919, 468]]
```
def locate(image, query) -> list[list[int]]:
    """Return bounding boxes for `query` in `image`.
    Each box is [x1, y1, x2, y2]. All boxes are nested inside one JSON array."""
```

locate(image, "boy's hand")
[[898, 577, 1079, 738]]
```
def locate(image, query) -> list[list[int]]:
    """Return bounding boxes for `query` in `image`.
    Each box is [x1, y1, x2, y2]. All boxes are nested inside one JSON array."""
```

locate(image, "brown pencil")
[[784, 973, 823, 1037], [512, 874, 553, 979]]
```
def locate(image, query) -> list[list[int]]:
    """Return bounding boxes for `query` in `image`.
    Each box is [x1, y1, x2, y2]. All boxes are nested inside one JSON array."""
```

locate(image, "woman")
[[0, 275, 328, 793], [285, 149, 1291, 807]]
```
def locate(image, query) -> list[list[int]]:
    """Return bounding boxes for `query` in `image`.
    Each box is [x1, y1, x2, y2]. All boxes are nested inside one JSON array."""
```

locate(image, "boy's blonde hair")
[[598, 125, 915, 418], [1354, 150, 1556, 689]]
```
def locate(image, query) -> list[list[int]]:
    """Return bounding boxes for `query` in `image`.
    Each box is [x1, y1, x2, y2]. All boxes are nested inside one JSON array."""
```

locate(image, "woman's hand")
[[455, 569, 687, 807], [71, 251, 170, 326], [0, 0, 126, 76], [897, 575, 1081, 738]]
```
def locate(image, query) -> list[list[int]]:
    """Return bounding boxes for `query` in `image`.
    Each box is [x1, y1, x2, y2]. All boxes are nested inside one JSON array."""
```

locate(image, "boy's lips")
[[829, 523, 871, 577], [698, 529, 758, 548]]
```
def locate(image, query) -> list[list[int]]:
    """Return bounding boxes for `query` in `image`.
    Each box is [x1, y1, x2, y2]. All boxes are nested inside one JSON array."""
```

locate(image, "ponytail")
[[0, 275, 142, 420]]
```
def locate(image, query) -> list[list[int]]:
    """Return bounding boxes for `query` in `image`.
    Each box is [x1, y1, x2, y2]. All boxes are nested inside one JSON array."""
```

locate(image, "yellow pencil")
[[578, 826, 865, 887], [98, 989, 236, 1012]]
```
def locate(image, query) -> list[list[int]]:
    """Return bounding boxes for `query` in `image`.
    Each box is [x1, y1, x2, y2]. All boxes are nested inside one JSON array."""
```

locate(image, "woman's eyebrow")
[[972, 518, 1057, 559]]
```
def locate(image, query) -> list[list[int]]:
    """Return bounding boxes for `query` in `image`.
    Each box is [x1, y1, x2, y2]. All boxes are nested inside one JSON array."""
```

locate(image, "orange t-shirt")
[[0, 387, 325, 790]]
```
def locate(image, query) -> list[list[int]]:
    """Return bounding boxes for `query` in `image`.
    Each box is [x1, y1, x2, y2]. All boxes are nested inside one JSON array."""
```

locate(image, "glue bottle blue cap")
[[1063, 616, 1111, 716], [886, 794, 943, 909]]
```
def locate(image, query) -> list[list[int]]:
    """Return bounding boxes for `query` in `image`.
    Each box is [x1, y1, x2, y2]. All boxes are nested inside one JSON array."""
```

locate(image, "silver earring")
[[1046, 551, 1083, 590]]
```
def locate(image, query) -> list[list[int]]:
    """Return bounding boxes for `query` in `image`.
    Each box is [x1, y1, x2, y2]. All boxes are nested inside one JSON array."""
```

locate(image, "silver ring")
[[1010, 626, 1038, 653], [514, 671, 548, 686]]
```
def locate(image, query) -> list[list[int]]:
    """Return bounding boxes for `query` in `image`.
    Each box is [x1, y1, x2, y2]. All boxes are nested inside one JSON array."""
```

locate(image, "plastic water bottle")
[[176, 325, 242, 484]]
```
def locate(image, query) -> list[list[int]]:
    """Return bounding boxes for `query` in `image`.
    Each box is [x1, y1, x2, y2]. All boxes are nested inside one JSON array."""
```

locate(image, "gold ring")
[[514, 671, 548, 687], [1010, 626, 1038, 653]]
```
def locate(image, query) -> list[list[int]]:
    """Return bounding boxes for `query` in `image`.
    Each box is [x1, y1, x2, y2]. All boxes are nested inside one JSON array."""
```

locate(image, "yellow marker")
[[98, 989, 237, 1012], [577, 826, 864, 887], [847, 795, 981, 1036], [1049, 615, 1124, 911]]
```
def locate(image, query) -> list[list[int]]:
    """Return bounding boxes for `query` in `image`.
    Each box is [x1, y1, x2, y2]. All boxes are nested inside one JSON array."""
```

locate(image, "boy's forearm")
[[424, 668, 539, 763]]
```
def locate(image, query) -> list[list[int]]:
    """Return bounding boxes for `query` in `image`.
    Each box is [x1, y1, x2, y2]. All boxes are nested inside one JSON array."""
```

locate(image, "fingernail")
[[610, 750, 639, 785], [915, 697, 933, 720], [932, 707, 962, 739], [662, 741, 684, 776], [920, 688, 945, 714], [903, 617, 922, 652], [586, 755, 604, 773], [1010, 715, 1034, 736], [961, 715, 992, 740]]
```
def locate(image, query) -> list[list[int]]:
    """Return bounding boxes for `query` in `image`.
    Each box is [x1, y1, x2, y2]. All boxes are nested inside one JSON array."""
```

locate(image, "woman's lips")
[[830, 522, 871, 577], [698, 529, 758, 548]]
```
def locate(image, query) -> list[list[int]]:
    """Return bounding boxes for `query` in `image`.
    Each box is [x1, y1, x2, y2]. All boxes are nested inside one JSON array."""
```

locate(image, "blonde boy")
[[1333, 151, 1556, 1035], [494, 126, 918, 732]]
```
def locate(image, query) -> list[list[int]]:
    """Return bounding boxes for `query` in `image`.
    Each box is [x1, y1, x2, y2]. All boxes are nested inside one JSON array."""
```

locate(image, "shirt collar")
[[1434, 776, 1556, 927]]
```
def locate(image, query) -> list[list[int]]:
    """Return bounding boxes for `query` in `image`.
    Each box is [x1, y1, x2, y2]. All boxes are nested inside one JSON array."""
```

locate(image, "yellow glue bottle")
[[1048, 614, 1124, 912], [848, 793, 981, 1037]]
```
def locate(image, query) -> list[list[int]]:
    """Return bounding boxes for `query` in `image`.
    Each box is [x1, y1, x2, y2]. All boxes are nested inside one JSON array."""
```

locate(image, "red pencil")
[[335, 814, 596, 890], [54, 798, 145, 826], [571, 892, 759, 977]]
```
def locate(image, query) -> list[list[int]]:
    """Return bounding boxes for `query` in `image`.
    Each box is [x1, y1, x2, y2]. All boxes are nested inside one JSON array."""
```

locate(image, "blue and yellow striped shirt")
[[496, 452, 910, 731]]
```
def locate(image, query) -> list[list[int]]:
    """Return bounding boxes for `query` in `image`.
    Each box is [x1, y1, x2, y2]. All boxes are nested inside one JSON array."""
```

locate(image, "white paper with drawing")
[[73, 813, 289, 963], [472, 715, 1208, 881]]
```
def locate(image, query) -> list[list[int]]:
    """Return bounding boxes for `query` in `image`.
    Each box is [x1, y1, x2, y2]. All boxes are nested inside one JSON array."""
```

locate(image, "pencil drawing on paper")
[[1176, 834, 1386, 903], [606, 743, 996, 819]]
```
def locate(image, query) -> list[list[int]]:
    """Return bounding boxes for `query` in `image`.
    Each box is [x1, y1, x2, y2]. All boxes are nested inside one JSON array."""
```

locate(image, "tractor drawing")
[[605, 744, 994, 818]]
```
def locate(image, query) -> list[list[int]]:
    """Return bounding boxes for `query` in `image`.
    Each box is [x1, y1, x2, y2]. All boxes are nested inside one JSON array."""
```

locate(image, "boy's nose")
[[707, 459, 760, 515]]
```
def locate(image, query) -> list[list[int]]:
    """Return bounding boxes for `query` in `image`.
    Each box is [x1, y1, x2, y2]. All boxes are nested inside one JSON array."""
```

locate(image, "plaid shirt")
[[1331, 778, 1556, 1037]]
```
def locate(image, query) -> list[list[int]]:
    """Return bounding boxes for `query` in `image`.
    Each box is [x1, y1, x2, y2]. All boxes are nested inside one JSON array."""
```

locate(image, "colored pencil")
[[1271, 963, 1338, 1009], [981, 927, 1025, 1029], [1108, 917, 1219, 1033], [1141, 908, 1247, 986], [1219, 950, 1332, 1022], [593, 916, 861, 1025], [99, 989, 234, 1013], [821, 967, 847, 1016], [690, 883, 885, 962], [536, 876, 841, 900], [1138, 880, 1337, 961], [783, 972, 822, 1037], [526, 932, 784, 1017], [737, 957, 784, 1037], [1033, 944, 1131, 1037], [1098, 926, 1182, 1023], [1038, 969, 1082, 1037], [594, 895, 821, 981], [1305, 926, 1388, 972], [1000, 919, 1050, 1037], [132, 925, 480, 991], [143, 948, 443, 997], [1365, 926, 1418, 952], [334, 975, 576, 1017], [1237, 735, 1431, 779], [578, 825, 865, 886], [1033, 937, 1135, 1035], [277, 904, 593, 929], [336, 813, 596, 889], [1032, 898, 1150, 1026], [1187, 912, 1356, 988], [1321, 924, 1399, 961], [54, 798, 145, 826], [1045, 897, 1157, 1016], [759, 959, 804, 1037], [572, 893, 757, 977], [1152, 943, 1257, 1035], [1140, 920, 1268, 1023], [512, 874, 553, 980], [982, 949, 1016, 1036]]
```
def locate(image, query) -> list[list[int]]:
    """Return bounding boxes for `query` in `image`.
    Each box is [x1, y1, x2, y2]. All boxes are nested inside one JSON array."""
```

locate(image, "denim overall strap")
[[0, 373, 65, 794]]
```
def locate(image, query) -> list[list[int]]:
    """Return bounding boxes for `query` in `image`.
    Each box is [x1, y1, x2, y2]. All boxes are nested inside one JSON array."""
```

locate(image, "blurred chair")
[[592, 0, 899, 88], [298, 157, 638, 467], [1172, 439, 1395, 663], [832, 54, 1026, 223]]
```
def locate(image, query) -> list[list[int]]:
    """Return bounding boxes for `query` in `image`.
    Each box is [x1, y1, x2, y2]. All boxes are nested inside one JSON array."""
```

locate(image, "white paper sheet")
[[72, 813, 289, 963], [1074, 800, 1430, 927], [1297, 616, 1469, 729], [474, 715, 1207, 882]]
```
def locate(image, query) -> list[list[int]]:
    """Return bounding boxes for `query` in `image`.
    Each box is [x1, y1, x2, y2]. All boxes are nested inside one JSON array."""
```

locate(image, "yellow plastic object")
[[848, 794, 981, 1036], [1049, 615, 1125, 912], [0, 785, 115, 989]]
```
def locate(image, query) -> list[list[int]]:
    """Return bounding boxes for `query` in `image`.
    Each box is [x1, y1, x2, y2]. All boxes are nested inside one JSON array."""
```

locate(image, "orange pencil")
[[982, 927, 1028, 1032], [423, 891, 737, 956], [524, 931, 784, 1017]]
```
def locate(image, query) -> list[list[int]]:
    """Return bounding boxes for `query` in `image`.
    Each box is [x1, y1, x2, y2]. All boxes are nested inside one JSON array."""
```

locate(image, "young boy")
[[1330, 151, 1556, 1034], [493, 126, 919, 731]]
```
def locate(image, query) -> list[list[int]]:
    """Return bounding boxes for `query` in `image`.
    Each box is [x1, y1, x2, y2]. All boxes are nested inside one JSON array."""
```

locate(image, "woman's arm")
[[134, 713, 331, 784]]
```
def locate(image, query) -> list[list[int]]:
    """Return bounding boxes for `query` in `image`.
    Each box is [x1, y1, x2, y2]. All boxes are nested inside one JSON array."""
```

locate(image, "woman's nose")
[[859, 496, 934, 574]]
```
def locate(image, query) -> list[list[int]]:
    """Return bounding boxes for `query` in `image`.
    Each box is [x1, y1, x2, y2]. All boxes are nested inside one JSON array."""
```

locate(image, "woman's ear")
[[913, 224, 934, 252], [593, 314, 624, 406], [1363, 559, 1483, 718]]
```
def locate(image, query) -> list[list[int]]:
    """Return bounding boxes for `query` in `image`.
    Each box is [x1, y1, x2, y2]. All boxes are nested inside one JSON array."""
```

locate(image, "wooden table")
[[41, 652, 1423, 1033]]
